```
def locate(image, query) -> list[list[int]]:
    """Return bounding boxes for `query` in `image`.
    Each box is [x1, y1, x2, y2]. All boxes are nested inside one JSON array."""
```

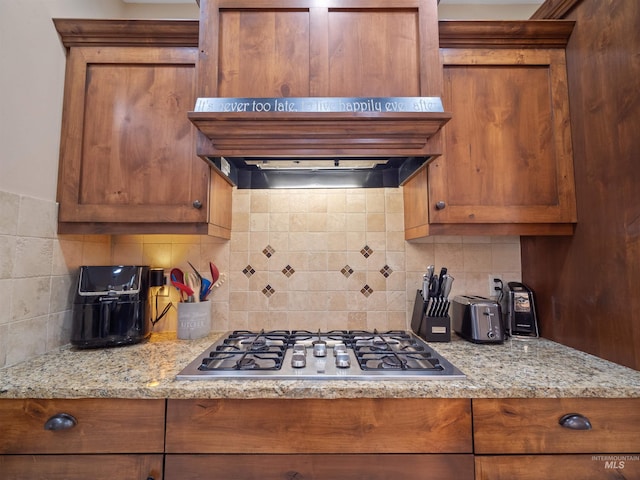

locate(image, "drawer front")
[[0, 399, 165, 454], [473, 398, 640, 454], [165, 454, 474, 480], [476, 455, 640, 480], [166, 398, 472, 453], [0, 454, 163, 480]]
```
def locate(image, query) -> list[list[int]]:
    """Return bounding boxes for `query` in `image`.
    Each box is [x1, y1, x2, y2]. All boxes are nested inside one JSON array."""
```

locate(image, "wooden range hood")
[[189, 0, 450, 182]]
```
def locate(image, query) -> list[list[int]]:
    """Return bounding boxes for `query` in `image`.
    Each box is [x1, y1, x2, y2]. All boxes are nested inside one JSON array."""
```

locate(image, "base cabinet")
[[476, 455, 640, 480], [0, 454, 163, 480], [165, 398, 474, 480], [165, 454, 473, 480], [0, 398, 165, 480], [472, 398, 640, 480]]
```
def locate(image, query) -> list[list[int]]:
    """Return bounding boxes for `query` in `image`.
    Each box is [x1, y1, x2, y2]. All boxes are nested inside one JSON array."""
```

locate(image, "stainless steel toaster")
[[452, 295, 505, 344]]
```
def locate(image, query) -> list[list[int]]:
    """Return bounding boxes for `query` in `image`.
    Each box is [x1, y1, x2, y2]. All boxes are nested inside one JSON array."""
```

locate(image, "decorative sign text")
[[195, 96, 444, 113]]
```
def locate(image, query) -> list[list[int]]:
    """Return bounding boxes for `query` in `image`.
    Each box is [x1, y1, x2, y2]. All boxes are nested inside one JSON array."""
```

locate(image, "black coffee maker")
[[71, 266, 151, 348]]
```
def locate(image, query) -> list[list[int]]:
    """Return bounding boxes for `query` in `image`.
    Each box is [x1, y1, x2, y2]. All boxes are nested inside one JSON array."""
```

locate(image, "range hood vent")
[[189, 96, 451, 188], [208, 156, 431, 189], [189, 96, 450, 157]]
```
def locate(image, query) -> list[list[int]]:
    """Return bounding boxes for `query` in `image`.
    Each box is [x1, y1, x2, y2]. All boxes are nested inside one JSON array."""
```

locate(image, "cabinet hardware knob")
[[192, 199, 203, 209], [44, 413, 77, 431], [559, 413, 592, 430], [435, 201, 446, 210]]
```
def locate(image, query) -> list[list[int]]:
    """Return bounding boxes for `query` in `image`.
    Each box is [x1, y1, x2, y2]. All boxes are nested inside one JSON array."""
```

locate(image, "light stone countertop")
[[1, 331, 639, 399]]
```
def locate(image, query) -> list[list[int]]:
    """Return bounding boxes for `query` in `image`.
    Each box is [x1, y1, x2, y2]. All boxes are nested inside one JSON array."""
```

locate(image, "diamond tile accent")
[[341, 265, 354, 278], [360, 284, 373, 297], [360, 245, 373, 258], [282, 265, 295, 277], [262, 245, 275, 258], [262, 284, 275, 297], [243, 265, 256, 278], [380, 265, 393, 278]]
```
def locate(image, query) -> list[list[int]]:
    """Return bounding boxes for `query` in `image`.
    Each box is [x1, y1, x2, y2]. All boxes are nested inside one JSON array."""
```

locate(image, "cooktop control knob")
[[313, 340, 327, 357], [333, 343, 347, 356], [291, 353, 306, 368], [335, 352, 351, 369]]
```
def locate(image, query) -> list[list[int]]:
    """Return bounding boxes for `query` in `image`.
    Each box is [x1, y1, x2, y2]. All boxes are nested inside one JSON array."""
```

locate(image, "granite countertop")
[[1, 331, 639, 400]]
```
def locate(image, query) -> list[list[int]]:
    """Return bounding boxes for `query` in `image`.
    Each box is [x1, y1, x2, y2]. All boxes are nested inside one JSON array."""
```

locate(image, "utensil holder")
[[177, 301, 211, 340], [411, 290, 451, 342]]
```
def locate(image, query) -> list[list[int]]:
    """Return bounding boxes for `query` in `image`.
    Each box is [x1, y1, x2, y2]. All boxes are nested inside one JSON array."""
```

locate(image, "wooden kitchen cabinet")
[[404, 21, 577, 238], [54, 19, 231, 238], [472, 398, 640, 479], [165, 398, 474, 479], [0, 398, 165, 480]]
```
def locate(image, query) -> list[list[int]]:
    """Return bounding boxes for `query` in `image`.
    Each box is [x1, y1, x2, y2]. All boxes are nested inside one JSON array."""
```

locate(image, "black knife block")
[[411, 290, 451, 342]]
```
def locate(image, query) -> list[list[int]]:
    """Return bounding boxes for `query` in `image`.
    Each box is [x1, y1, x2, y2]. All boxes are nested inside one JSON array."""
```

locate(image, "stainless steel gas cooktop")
[[177, 330, 465, 380]]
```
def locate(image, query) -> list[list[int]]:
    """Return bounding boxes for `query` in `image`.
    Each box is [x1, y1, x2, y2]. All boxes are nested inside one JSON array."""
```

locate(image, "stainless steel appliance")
[[451, 295, 505, 344], [177, 330, 465, 380], [503, 282, 539, 338], [71, 265, 151, 348]]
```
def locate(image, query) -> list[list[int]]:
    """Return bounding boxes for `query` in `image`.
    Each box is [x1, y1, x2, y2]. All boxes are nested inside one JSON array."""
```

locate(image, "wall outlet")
[[157, 274, 170, 297], [488, 274, 503, 298]]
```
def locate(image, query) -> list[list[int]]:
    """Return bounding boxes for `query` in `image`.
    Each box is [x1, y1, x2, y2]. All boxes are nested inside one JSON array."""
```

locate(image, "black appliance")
[[503, 282, 539, 338], [176, 330, 465, 380], [71, 266, 151, 348]]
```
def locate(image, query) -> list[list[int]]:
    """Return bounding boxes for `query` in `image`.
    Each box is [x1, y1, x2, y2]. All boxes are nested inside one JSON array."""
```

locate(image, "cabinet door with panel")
[[404, 22, 577, 239], [165, 398, 474, 480], [0, 398, 165, 480], [473, 398, 640, 480], [54, 19, 231, 238]]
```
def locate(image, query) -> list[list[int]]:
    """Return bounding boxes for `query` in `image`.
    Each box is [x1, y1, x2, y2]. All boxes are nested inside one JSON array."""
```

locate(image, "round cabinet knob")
[[559, 413, 593, 430], [192, 199, 203, 209], [435, 201, 446, 210], [44, 413, 77, 431]]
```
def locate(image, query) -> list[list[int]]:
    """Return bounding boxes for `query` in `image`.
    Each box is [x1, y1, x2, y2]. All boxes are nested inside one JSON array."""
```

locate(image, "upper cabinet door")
[[57, 45, 210, 233], [428, 47, 577, 227], [200, 0, 440, 99]]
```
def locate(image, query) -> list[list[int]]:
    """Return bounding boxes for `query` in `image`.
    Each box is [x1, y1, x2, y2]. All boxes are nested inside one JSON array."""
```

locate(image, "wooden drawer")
[[166, 398, 472, 454], [475, 455, 640, 480], [165, 454, 474, 480], [0, 454, 163, 480], [0, 399, 165, 454], [473, 398, 640, 454]]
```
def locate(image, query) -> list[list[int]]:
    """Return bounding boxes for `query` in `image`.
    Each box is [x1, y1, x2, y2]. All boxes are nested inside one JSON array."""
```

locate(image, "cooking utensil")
[[209, 262, 220, 285]]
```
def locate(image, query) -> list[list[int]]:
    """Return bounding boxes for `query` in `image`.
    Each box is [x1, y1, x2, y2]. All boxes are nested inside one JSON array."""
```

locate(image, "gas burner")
[[236, 357, 257, 369], [379, 355, 406, 369]]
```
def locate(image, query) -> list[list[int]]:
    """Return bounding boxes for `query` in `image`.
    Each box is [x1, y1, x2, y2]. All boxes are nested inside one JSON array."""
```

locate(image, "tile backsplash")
[[0, 187, 521, 368], [114, 188, 522, 334]]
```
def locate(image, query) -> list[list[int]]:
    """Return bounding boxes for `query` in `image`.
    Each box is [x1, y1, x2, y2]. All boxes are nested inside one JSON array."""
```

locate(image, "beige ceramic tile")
[[51, 238, 84, 276], [0, 236, 15, 279], [366, 190, 385, 213], [0, 279, 11, 326], [250, 192, 269, 213], [463, 243, 492, 272], [81, 241, 111, 266], [6, 316, 48, 366], [49, 274, 74, 314], [46, 310, 73, 351], [491, 242, 522, 271], [0, 191, 20, 235], [113, 241, 144, 266], [250, 212, 269, 232], [18, 196, 57, 239], [13, 237, 53, 277], [346, 192, 366, 212], [11, 276, 51, 321], [0, 324, 7, 368]]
